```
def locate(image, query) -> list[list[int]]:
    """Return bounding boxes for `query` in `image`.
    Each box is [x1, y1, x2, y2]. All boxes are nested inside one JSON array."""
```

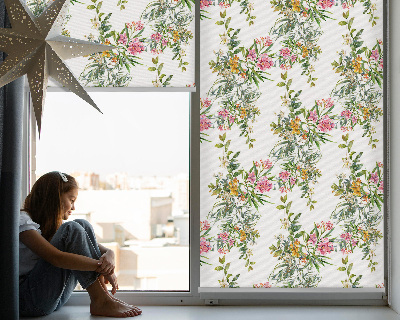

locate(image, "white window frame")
[[20, 0, 396, 308]]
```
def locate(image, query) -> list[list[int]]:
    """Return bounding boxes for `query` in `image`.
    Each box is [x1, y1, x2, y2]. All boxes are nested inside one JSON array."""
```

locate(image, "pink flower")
[[127, 38, 145, 55], [228, 238, 235, 246], [369, 172, 379, 184], [162, 38, 168, 46], [254, 282, 271, 288], [135, 21, 144, 31], [341, 248, 352, 255], [260, 159, 273, 170], [279, 170, 291, 182], [290, 55, 297, 62], [118, 33, 128, 45], [229, 115, 236, 124], [201, 220, 210, 231], [256, 54, 274, 71], [280, 63, 291, 70], [317, 238, 334, 255], [370, 49, 379, 61], [279, 186, 287, 193], [340, 233, 352, 243], [351, 116, 358, 124], [317, 115, 335, 132], [342, 2, 352, 9], [279, 47, 291, 59], [247, 49, 257, 61], [201, 98, 212, 108], [218, 109, 229, 119], [317, 98, 334, 109], [351, 239, 358, 247], [378, 181, 384, 192], [317, 0, 335, 9], [151, 32, 162, 43], [218, 232, 229, 242], [247, 172, 256, 184], [255, 177, 273, 193], [325, 221, 333, 230], [218, 247, 229, 254], [308, 110, 318, 123], [341, 110, 352, 120], [200, 237, 211, 254], [379, 59, 383, 69], [256, 37, 273, 47], [200, 0, 213, 9], [290, 177, 297, 186], [219, 1, 230, 8], [200, 114, 212, 132], [308, 233, 317, 245], [377, 161, 383, 168]]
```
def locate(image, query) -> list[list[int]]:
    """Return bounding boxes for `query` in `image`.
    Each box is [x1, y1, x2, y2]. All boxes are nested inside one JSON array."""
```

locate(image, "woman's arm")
[[20, 230, 102, 272], [97, 243, 115, 275]]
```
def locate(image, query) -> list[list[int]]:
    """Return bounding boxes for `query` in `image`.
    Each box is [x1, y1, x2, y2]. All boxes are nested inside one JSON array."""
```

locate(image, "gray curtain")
[[0, 0, 25, 318]]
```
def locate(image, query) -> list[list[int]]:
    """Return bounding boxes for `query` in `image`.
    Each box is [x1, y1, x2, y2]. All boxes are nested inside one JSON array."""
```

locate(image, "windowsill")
[[20, 305, 400, 320]]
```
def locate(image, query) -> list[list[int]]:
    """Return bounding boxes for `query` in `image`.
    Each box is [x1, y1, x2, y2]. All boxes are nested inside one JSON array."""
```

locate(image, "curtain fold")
[[0, 1, 24, 318]]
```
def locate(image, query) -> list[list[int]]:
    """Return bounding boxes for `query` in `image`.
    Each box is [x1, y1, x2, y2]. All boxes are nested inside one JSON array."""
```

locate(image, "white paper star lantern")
[[0, 0, 113, 133]]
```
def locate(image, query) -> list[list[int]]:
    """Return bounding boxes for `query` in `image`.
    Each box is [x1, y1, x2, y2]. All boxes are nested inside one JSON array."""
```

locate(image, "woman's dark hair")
[[22, 171, 78, 241]]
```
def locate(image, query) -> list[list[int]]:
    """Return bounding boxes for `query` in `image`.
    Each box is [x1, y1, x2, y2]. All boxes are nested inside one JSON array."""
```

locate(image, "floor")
[[20, 305, 400, 320]]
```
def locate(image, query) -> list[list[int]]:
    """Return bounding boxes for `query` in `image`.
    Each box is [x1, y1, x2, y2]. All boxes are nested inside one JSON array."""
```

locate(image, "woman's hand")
[[104, 273, 119, 295], [96, 250, 115, 276]]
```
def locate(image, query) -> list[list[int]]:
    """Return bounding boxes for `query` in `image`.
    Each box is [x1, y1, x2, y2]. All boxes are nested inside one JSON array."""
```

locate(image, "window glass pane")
[[25, 0, 195, 88], [34, 91, 190, 291], [200, 1, 385, 289]]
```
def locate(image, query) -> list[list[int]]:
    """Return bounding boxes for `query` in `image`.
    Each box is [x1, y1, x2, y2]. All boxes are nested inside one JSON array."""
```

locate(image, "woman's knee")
[[58, 220, 86, 237]]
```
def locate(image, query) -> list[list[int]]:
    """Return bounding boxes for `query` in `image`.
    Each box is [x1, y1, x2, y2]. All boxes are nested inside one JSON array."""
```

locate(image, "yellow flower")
[[229, 55, 240, 73], [290, 239, 300, 257], [352, 56, 363, 73], [229, 178, 239, 196], [362, 107, 370, 120], [363, 230, 370, 242], [292, 0, 300, 12], [301, 169, 308, 180], [240, 230, 247, 242], [350, 178, 362, 196], [302, 46, 309, 58], [290, 117, 301, 134], [173, 30, 180, 42], [240, 107, 247, 119]]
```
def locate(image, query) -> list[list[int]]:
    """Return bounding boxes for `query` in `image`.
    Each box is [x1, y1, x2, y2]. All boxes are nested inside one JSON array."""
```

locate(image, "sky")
[[35, 91, 190, 177]]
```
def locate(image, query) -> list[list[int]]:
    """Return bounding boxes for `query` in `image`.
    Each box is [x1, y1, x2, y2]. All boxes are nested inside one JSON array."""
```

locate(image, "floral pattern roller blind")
[[26, 0, 195, 87], [200, 0, 384, 288]]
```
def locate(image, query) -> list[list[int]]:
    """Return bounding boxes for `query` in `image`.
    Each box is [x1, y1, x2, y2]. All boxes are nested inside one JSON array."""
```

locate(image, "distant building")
[[71, 172, 100, 190]]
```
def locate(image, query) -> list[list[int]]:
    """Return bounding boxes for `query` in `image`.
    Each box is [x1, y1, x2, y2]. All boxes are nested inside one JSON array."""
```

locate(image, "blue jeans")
[[19, 219, 101, 317]]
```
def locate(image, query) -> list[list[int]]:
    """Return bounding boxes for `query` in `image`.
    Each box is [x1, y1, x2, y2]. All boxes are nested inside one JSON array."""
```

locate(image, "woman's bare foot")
[[87, 278, 141, 317], [98, 276, 142, 315], [90, 295, 140, 318]]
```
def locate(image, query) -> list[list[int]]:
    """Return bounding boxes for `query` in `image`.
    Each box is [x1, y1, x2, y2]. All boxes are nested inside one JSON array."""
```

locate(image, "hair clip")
[[58, 172, 68, 182]]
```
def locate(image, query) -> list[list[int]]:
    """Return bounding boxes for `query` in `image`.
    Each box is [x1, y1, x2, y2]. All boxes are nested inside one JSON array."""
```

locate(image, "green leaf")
[[148, 67, 156, 71], [216, 21, 224, 25], [276, 205, 285, 210], [277, 82, 285, 87], [215, 266, 223, 271], [338, 21, 347, 26]]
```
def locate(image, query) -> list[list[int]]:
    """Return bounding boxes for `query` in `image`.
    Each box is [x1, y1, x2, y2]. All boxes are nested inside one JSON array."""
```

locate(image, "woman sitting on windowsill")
[[19, 171, 142, 318]]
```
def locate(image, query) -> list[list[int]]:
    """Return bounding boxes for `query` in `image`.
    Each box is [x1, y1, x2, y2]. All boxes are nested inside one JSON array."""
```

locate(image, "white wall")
[[389, 0, 400, 313]]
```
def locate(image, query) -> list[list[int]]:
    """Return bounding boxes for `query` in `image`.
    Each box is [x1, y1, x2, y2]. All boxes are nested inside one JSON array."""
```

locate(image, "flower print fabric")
[[200, 0, 384, 289], [27, 0, 195, 88]]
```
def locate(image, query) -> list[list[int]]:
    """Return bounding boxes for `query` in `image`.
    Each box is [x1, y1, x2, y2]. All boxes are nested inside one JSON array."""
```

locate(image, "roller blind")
[[200, 0, 384, 289], [26, 0, 195, 88]]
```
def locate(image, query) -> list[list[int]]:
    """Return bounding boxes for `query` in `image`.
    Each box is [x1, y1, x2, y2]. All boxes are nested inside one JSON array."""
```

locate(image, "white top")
[[19, 211, 41, 276]]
